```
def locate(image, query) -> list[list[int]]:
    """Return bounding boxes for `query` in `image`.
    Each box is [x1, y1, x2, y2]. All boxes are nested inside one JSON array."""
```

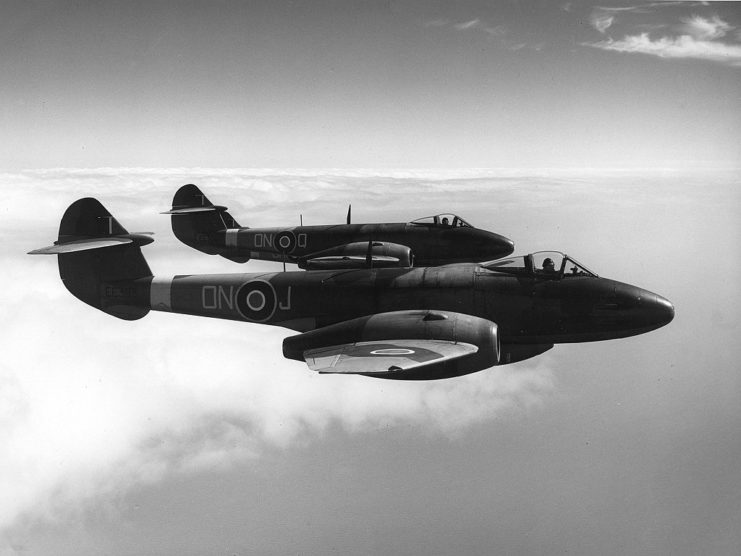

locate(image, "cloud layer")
[[1, 168, 556, 543], [585, 7, 741, 67], [591, 33, 741, 65]]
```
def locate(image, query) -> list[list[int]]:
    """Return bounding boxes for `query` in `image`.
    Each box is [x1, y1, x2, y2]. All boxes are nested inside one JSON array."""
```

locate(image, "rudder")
[[164, 184, 248, 262], [32, 198, 154, 320]]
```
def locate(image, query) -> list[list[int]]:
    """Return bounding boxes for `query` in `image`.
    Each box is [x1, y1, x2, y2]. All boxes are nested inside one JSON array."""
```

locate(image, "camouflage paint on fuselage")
[[217, 223, 512, 266], [145, 264, 674, 345], [167, 184, 515, 267], [34, 197, 675, 380]]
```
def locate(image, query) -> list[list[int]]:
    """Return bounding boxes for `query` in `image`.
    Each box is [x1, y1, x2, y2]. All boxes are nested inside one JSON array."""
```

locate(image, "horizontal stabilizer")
[[29, 237, 132, 254], [161, 205, 228, 215], [306, 339, 478, 375], [29, 197, 153, 320], [28, 233, 153, 255]]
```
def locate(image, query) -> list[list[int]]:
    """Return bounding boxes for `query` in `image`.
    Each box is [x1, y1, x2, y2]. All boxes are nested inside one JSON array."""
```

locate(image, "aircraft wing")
[[28, 233, 154, 255], [298, 241, 413, 270], [283, 309, 500, 379], [300, 254, 400, 270], [305, 339, 478, 375]]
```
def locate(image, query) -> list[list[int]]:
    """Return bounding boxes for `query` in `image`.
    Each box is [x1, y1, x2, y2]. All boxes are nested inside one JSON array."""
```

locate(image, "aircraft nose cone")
[[612, 283, 674, 334], [502, 236, 515, 255], [488, 232, 515, 258], [646, 292, 675, 327]]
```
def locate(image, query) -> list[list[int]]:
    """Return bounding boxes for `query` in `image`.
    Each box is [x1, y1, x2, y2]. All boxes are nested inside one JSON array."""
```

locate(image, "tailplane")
[[163, 184, 248, 262], [29, 198, 153, 320]]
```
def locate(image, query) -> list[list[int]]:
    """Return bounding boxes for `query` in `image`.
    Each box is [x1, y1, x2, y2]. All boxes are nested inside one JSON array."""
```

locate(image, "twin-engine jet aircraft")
[[163, 184, 515, 269], [30, 199, 674, 380]]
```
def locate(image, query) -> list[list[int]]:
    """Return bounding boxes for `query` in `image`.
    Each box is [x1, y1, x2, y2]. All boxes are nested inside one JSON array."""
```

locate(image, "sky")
[[0, 2, 740, 556], [1, 0, 739, 170]]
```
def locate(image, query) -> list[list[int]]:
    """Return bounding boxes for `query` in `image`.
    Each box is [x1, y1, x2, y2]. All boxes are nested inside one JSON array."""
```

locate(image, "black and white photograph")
[[1, 1, 739, 555]]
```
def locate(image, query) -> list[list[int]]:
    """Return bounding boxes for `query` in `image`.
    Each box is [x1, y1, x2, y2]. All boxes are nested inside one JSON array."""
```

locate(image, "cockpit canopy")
[[482, 251, 598, 279], [409, 214, 473, 228]]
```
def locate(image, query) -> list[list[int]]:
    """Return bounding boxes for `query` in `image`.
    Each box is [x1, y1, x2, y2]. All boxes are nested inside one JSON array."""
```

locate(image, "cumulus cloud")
[[589, 33, 741, 65], [0, 297, 553, 529], [590, 12, 615, 34], [454, 19, 481, 31], [423, 17, 506, 39], [0, 169, 556, 541], [584, 7, 741, 67], [680, 14, 732, 40]]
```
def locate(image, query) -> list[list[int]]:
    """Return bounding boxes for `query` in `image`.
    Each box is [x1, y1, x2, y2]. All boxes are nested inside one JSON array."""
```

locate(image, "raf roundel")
[[370, 348, 416, 356], [275, 231, 297, 254], [236, 280, 277, 322]]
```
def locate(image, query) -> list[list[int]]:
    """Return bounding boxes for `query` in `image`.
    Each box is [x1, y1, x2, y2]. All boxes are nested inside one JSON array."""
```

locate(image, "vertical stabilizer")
[[164, 184, 249, 262], [30, 198, 153, 320]]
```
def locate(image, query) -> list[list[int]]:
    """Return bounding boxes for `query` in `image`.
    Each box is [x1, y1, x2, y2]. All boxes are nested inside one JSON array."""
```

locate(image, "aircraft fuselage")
[[145, 264, 673, 345], [35, 197, 674, 380], [204, 223, 514, 266]]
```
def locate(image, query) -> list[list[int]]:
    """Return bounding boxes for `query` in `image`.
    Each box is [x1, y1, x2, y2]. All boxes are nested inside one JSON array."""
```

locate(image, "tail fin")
[[163, 184, 248, 262], [29, 198, 153, 320]]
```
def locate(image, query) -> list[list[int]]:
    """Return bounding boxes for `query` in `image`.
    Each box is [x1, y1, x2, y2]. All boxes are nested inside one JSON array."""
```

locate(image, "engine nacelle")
[[499, 343, 553, 364], [299, 241, 413, 270], [283, 310, 500, 380]]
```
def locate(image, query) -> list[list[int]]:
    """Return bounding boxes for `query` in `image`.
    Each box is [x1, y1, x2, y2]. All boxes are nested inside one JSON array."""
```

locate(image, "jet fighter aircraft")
[[163, 184, 515, 268], [30, 198, 674, 380]]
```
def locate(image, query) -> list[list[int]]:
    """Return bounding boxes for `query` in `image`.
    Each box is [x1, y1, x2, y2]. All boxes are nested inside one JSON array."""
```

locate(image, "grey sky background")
[[1, 1, 739, 170], [1, 1, 740, 555]]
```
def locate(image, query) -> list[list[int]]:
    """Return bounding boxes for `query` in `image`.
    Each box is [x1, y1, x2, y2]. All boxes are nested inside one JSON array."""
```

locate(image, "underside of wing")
[[161, 205, 228, 215], [28, 237, 134, 254], [305, 339, 478, 375], [283, 309, 500, 380]]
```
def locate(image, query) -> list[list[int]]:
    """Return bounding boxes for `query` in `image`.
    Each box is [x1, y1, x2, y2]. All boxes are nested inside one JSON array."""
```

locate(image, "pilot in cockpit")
[[441, 217, 450, 227], [542, 258, 556, 273]]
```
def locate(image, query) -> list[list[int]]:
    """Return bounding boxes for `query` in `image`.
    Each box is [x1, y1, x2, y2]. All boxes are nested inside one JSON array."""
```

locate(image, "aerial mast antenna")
[[346, 204, 351, 225]]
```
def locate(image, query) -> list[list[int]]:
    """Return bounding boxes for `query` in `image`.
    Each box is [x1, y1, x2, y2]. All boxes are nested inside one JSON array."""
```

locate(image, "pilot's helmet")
[[543, 257, 554, 268]]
